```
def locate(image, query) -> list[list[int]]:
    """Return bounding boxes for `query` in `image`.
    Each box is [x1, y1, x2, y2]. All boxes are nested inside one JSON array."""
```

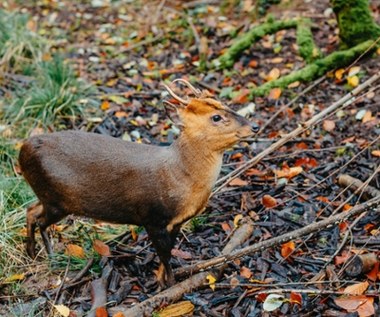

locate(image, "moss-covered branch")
[[331, 0, 380, 48], [249, 40, 375, 97], [296, 18, 321, 64], [215, 18, 298, 69]]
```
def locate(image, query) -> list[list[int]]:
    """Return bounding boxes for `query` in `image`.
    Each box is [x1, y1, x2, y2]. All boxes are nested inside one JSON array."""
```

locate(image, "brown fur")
[[19, 94, 258, 287]]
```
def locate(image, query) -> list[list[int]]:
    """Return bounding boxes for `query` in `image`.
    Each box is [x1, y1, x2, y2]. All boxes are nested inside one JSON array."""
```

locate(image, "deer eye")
[[211, 115, 222, 123]]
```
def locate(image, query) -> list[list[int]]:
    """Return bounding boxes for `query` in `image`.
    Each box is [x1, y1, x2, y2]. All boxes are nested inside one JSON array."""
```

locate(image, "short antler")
[[162, 83, 189, 105], [172, 79, 201, 97]]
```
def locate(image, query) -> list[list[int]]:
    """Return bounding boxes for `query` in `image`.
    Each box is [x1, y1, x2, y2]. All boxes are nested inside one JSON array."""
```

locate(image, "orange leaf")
[[221, 222, 232, 232], [316, 196, 330, 203], [335, 68, 345, 80], [362, 111, 373, 123], [290, 292, 302, 305], [262, 195, 277, 208], [339, 221, 349, 232], [240, 266, 252, 279], [93, 239, 111, 257], [335, 296, 374, 317], [371, 150, 380, 157], [100, 100, 110, 111], [113, 312, 126, 317], [256, 293, 268, 302], [95, 307, 107, 317], [249, 60, 258, 68], [229, 178, 249, 186], [268, 88, 282, 100], [65, 244, 85, 259], [344, 281, 369, 295], [323, 120, 336, 132], [281, 241, 295, 258], [275, 166, 303, 179], [296, 142, 308, 150], [366, 262, 379, 282]]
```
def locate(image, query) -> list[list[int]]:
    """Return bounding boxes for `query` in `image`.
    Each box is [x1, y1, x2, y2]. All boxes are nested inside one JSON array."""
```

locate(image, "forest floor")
[[0, 0, 379, 316]]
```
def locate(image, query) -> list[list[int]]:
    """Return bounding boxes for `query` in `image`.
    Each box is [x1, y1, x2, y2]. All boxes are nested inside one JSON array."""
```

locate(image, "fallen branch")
[[175, 195, 380, 277], [338, 174, 380, 200], [249, 40, 375, 96], [215, 18, 298, 69], [214, 69, 380, 194], [111, 218, 254, 316]]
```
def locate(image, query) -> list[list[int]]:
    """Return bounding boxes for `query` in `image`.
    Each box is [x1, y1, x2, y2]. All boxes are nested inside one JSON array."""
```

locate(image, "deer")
[[19, 79, 259, 287]]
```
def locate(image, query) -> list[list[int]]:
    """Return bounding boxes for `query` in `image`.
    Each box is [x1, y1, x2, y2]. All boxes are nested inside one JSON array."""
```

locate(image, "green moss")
[[249, 40, 375, 97], [332, 0, 380, 48], [296, 18, 321, 64], [215, 19, 298, 69]]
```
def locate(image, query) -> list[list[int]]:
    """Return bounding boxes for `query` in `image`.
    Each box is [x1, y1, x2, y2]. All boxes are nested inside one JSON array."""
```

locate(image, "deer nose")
[[251, 122, 260, 133]]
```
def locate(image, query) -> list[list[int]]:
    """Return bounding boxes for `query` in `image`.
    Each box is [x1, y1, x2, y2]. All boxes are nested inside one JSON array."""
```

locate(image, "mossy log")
[[215, 18, 298, 69], [249, 40, 375, 97], [332, 0, 380, 48], [296, 18, 321, 64]]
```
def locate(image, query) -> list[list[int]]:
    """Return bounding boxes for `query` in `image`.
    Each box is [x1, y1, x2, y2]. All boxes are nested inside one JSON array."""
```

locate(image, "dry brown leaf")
[[54, 304, 70, 317], [171, 248, 192, 260], [344, 281, 369, 295], [288, 81, 300, 88], [93, 239, 111, 257], [157, 301, 195, 317], [229, 178, 249, 186], [221, 222, 232, 232], [323, 120, 336, 132], [262, 195, 277, 208], [240, 266, 253, 279], [362, 111, 373, 123], [371, 150, 380, 157], [335, 296, 374, 317], [65, 244, 85, 259], [281, 241, 295, 258], [113, 312, 126, 317], [348, 66, 361, 77]]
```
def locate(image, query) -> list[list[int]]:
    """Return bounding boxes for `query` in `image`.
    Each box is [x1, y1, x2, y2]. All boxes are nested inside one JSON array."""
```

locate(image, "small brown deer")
[[19, 79, 259, 287]]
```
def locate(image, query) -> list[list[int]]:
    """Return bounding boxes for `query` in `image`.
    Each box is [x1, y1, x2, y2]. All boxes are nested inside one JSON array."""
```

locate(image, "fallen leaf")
[[266, 68, 280, 81], [95, 307, 107, 317], [366, 262, 379, 282], [207, 274, 217, 291], [93, 239, 111, 256], [229, 178, 249, 186], [100, 100, 110, 111], [157, 301, 195, 317], [323, 120, 336, 132], [54, 304, 70, 317], [262, 195, 277, 208], [290, 292, 302, 305], [281, 241, 295, 259], [113, 313, 126, 317], [344, 281, 369, 295], [268, 87, 282, 100], [362, 111, 372, 123], [221, 222, 232, 232], [233, 214, 243, 228], [335, 68, 345, 80], [371, 150, 380, 157], [263, 294, 284, 312], [5, 273, 25, 283], [171, 248, 192, 260], [65, 244, 85, 259], [288, 81, 300, 88], [335, 296, 374, 317], [347, 75, 359, 88], [130, 225, 138, 241], [274, 166, 303, 179], [240, 266, 252, 279], [256, 293, 268, 302], [348, 66, 361, 77]]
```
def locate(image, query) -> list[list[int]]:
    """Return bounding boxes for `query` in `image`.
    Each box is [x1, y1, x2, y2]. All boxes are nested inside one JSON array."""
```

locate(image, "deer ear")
[[163, 101, 184, 130]]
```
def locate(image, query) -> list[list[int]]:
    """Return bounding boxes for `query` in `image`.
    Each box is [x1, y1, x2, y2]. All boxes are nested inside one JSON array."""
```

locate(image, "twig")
[[175, 195, 380, 277], [213, 70, 380, 194], [338, 174, 380, 200]]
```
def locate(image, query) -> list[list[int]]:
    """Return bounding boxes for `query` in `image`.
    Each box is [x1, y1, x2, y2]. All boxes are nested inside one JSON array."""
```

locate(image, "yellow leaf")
[[206, 274, 217, 291], [233, 214, 243, 228], [335, 68, 345, 80], [65, 244, 85, 259], [347, 75, 359, 88], [377, 47, 380, 55], [288, 81, 300, 88], [157, 301, 194, 317], [362, 111, 373, 123], [348, 66, 361, 77], [54, 304, 70, 317], [274, 166, 303, 179], [5, 273, 25, 283], [344, 281, 369, 295]]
